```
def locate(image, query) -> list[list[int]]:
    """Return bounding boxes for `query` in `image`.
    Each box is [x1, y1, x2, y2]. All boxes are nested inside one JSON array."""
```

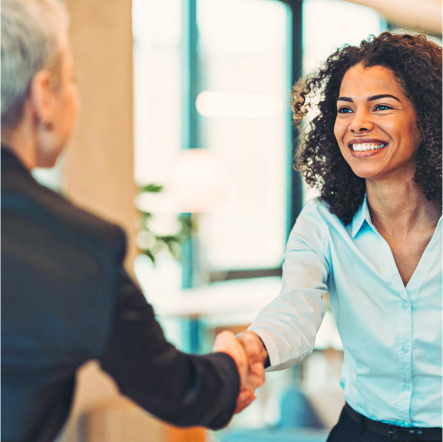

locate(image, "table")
[[145, 277, 342, 353]]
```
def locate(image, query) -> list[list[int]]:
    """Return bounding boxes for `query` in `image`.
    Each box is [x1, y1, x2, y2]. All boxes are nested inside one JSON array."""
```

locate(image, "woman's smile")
[[334, 63, 422, 180], [348, 138, 388, 158]]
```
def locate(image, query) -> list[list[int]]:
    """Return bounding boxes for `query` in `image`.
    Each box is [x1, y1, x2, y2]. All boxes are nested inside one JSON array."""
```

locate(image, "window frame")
[[180, 0, 304, 287]]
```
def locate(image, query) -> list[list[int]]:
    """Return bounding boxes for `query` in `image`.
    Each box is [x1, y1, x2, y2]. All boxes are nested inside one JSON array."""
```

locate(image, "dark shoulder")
[[52, 186, 126, 252], [2, 167, 126, 259]]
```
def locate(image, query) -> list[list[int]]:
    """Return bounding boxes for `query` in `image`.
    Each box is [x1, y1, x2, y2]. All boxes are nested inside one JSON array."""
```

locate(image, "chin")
[[343, 156, 383, 180], [36, 157, 58, 168], [36, 126, 73, 167], [37, 145, 64, 168], [349, 166, 381, 180]]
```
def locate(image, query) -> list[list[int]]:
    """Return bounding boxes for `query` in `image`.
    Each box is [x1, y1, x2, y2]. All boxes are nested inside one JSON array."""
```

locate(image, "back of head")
[[1, 0, 69, 132]]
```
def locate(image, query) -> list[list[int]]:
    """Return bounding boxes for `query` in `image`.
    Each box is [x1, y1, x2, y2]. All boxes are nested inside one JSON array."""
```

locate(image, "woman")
[[238, 32, 442, 441], [1, 1, 262, 440]]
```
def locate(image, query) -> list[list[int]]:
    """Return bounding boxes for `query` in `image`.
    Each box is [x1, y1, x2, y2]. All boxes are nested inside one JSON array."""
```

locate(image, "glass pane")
[[132, 0, 183, 185], [197, 0, 292, 271], [132, 0, 185, 348]]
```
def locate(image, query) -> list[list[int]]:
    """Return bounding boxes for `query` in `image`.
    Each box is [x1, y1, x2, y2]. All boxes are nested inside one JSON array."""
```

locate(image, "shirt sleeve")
[[248, 199, 330, 371], [100, 269, 240, 430]]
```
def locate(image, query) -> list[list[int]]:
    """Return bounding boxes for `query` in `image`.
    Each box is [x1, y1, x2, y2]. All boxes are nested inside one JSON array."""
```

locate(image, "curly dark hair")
[[292, 32, 442, 224]]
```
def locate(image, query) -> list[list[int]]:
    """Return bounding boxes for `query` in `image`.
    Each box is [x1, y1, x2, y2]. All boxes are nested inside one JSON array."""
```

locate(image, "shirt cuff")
[[256, 335, 271, 369]]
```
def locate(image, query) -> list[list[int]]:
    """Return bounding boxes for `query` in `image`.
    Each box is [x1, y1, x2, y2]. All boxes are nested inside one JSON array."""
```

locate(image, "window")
[[196, 0, 293, 272], [133, 0, 296, 287], [132, 0, 184, 297], [133, 0, 183, 186]]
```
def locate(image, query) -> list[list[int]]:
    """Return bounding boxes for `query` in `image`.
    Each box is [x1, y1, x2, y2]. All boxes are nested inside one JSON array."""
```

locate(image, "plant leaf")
[[139, 183, 164, 193]]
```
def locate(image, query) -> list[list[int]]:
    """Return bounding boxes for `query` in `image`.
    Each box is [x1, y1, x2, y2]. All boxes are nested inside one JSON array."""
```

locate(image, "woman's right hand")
[[234, 331, 268, 413], [213, 330, 265, 413], [236, 331, 269, 368]]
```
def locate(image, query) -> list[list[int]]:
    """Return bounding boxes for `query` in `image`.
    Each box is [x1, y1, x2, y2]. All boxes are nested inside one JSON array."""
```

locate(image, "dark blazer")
[[1, 148, 239, 442]]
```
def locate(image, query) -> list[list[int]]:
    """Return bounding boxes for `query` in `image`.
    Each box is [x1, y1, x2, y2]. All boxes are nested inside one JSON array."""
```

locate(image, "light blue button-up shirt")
[[249, 196, 442, 427]]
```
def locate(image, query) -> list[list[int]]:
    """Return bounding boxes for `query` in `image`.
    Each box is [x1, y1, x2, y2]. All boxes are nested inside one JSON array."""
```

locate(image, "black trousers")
[[327, 405, 442, 442]]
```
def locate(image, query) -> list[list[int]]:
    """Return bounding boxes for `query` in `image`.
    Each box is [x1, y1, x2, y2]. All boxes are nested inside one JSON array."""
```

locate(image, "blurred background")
[[39, 0, 441, 441]]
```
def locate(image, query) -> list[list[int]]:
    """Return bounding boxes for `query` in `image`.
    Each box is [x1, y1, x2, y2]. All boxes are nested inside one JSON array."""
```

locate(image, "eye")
[[374, 104, 392, 111], [338, 107, 353, 114]]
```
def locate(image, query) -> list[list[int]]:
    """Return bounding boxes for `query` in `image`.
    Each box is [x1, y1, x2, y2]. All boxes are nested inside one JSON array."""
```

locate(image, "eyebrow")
[[337, 94, 401, 103]]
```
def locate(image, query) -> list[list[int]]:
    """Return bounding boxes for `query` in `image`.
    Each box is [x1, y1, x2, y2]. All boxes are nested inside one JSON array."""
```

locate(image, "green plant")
[[137, 184, 192, 265]]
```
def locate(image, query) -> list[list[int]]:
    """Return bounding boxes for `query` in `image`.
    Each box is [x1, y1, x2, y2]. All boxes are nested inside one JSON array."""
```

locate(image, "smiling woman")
[[236, 32, 442, 442], [292, 32, 442, 224]]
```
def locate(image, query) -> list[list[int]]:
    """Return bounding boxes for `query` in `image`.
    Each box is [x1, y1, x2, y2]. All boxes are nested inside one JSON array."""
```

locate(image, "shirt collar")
[[351, 194, 372, 238], [351, 194, 443, 238]]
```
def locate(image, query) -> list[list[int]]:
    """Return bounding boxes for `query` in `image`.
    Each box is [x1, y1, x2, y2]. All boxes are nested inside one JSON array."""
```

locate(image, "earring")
[[43, 121, 54, 131]]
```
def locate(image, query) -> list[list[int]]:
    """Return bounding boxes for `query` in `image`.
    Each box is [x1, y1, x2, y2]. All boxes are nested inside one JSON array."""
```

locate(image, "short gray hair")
[[1, 0, 69, 130]]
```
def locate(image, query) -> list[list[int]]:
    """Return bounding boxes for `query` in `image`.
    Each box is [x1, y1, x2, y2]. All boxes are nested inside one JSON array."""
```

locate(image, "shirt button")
[[402, 302, 409, 310], [402, 383, 411, 391], [401, 345, 410, 353]]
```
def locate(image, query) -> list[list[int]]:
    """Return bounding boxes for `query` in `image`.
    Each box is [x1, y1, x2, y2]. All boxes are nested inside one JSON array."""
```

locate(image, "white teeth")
[[352, 143, 386, 152]]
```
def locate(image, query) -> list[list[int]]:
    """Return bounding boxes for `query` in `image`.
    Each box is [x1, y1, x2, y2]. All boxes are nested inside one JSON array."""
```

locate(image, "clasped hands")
[[213, 330, 268, 413]]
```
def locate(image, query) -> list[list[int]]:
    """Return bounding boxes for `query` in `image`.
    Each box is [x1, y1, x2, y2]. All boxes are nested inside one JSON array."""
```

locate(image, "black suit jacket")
[[1, 148, 239, 442]]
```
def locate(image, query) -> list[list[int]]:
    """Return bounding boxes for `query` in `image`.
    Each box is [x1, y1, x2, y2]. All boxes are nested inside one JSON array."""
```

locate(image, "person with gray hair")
[[1, 0, 75, 167], [1, 1, 264, 441]]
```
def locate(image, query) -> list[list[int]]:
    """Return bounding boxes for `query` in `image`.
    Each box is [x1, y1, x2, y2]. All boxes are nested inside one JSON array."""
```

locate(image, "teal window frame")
[[180, 0, 304, 288]]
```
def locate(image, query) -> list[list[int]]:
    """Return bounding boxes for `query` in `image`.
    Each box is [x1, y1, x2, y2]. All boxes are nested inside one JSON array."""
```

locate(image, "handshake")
[[213, 330, 268, 413]]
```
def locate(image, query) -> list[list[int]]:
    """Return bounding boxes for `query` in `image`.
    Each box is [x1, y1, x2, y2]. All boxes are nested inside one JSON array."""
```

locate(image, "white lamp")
[[135, 149, 233, 286], [168, 149, 233, 213], [135, 149, 233, 214], [169, 149, 233, 286]]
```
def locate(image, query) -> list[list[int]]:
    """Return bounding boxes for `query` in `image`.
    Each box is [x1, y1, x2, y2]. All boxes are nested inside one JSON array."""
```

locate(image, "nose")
[[349, 109, 374, 134]]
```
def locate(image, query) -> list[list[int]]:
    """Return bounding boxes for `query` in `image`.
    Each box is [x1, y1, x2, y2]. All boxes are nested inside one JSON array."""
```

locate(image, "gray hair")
[[1, 0, 69, 130]]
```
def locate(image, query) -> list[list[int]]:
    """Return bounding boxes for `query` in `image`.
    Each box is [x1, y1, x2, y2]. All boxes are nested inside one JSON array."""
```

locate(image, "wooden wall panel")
[[64, 0, 138, 275]]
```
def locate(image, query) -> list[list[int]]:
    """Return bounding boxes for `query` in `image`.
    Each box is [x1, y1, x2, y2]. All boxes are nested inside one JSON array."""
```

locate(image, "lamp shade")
[[168, 149, 232, 213]]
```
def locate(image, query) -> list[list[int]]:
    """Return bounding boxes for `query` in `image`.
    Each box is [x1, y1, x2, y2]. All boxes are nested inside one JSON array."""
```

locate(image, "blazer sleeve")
[[100, 269, 240, 430]]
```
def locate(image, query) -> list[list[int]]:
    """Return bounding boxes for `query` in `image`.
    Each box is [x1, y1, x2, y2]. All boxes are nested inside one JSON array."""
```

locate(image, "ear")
[[28, 70, 56, 127]]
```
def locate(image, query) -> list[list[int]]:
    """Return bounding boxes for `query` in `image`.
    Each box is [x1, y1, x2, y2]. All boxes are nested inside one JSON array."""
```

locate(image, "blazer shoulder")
[[48, 187, 127, 256], [2, 174, 126, 256]]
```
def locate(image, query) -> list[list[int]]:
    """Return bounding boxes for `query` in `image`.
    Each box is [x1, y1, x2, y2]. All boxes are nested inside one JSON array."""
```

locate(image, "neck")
[[366, 176, 441, 237]]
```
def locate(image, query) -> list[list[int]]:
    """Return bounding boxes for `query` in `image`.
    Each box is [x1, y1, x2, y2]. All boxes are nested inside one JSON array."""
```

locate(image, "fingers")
[[250, 361, 266, 385], [235, 390, 256, 414], [214, 332, 257, 391], [236, 331, 266, 388], [240, 360, 265, 393], [213, 330, 266, 415], [213, 331, 248, 377], [237, 331, 268, 366]]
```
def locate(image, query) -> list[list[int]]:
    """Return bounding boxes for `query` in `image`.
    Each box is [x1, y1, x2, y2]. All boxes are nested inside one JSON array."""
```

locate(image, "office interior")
[[34, 0, 442, 441]]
